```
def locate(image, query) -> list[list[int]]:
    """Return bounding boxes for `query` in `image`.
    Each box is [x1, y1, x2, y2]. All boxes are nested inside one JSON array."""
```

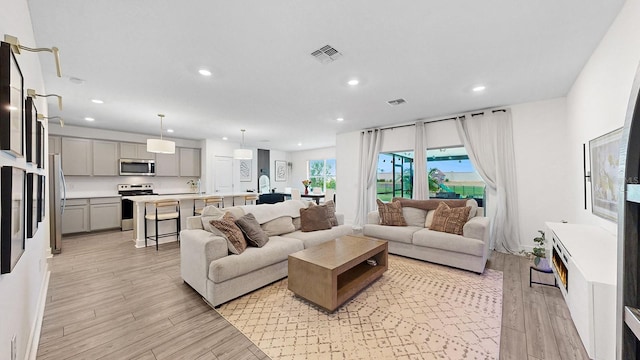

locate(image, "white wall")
[[288, 147, 336, 192], [566, 0, 640, 235], [203, 138, 257, 196], [0, 1, 50, 359]]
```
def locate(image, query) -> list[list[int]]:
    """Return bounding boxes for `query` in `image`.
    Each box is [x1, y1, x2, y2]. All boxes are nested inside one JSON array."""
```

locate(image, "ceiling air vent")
[[310, 45, 342, 64], [387, 98, 407, 106]]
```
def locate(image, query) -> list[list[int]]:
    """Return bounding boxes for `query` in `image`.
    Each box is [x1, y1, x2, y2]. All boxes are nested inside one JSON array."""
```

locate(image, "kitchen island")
[[124, 192, 255, 248]]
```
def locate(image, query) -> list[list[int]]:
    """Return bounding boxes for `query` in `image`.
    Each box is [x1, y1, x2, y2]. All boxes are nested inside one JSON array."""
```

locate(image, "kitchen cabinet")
[[179, 148, 200, 177], [93, 140, 119, 176], [156, 151, 179, 177], [62, 138, 93, 175], [62, 198, 90, 234], [90, 197, 121, 231], [120, 142, 156, 160], [49, 135, 61, 155]]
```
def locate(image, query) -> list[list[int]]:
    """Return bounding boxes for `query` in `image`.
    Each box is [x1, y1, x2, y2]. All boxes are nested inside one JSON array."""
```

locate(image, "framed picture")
[[25, 97, 37, 164], [37, 174, 45, 222], [239, 159, 251, 182], [275, 160, 287, 182], [26, 173, 37, 238], [0, 42, 24, 158], [589, 127, 623, 222], [37, 121, 44, 169], [1, 166, 25, 274]]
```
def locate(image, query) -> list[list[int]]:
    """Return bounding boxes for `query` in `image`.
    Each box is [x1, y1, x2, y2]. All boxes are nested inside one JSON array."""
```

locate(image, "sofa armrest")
[[463, 216, 490, 241], [180, 229, 228, 295], [187, 216, 203, 230], [367, 211, 380, 225]]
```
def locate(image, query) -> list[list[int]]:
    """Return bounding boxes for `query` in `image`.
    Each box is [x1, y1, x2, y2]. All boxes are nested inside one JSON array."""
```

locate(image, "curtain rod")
[[366, 108, 507, 132]]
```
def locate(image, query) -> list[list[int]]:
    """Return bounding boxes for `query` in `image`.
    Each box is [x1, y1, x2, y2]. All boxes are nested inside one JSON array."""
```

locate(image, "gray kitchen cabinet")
[[49, 135, 61, 155], [179, 148, 201, 177], [90, 197, 121, 231], [62, 198, 90, 234], [92, 140, 119, 176], [156, 151, 179, 176], [120, 142, 156, 160], [62, 137, 93, 175]]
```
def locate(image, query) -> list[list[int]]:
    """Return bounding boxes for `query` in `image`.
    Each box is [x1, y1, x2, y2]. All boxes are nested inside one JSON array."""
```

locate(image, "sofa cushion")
[[235, 213, 269, 247], [466, 199, 478, 221], [392, 198, 467, 211], [260, 216, 295, 236], [402, 207, 427, 227], [201, 206, 226, 233], [208, 236, 304, 283], [363, 224, 422, 244], [210, 213, 247, 254], [282, 224, 353, 248], [429, 202, 470, 235], [376, 199, 407, 226], [412, 228, 485, 257], [292, 217, 301, 230], [300, 206, 332, 232], [424, 210, 436, 228]]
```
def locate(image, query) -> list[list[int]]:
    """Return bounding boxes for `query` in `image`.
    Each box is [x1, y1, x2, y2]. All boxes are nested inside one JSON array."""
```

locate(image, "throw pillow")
[[466, 199, 478, 220], [292, 217, 301, 231], [424, 210, 436, 228], [300, 205, 332, 232], [201, 206, 226, 233], [235, 213, 269, 247], [376, 199, 407, 226], [429, 202, 471, 235], [210, 212, 247, 254], [308, 200, 338, 226], [260, 216, 295, 236], [402, 207, 427, 227]]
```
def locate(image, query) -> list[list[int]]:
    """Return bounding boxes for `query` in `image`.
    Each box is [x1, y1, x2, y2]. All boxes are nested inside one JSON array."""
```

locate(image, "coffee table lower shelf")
[[288, 235, 388, 312]]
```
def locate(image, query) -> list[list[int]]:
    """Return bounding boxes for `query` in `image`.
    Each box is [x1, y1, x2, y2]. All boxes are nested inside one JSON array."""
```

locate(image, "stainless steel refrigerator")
[[48, 154, 66, 253]]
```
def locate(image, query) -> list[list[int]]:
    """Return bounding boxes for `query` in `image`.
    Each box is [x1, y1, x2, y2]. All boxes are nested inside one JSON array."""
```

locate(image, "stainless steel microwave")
[[119, 159, 155, 176]]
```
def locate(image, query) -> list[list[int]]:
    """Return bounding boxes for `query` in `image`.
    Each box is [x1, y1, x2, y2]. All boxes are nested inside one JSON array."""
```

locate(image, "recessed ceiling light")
[[199, 69, 212, 76], [91, 99, 104, 104], [336, 117, 344, 122], [222, 136, 228, 141], [347, 79, 359, 86], [84, 117, 95, 121], [297, 142, 302, 146], [167, 129, 174, 133], [472, 85, 486, 92]]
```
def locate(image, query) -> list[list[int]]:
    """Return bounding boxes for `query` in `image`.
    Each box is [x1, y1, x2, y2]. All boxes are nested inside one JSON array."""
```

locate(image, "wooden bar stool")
[[244, 194, 259, 205], [144, 199, 181, 250], [194, 195, 224, 215]]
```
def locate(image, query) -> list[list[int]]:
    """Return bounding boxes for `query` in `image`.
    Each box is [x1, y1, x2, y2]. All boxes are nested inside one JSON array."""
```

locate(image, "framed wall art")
[[1, 166, 25, 274], [25, 96, 37, 164], [589, 127, 623, 221], [0, 41, 24, 158], [275, 160, 287, 182], [26, 173, 38, 238], [239, 159, 251, 182], [37, 121, 44, 169], [37, 174, 45, 222]]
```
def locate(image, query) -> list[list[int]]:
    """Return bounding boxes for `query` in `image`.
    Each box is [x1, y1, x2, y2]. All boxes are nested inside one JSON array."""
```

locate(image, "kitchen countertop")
[[66, 192, 121, 199], [123, 192, 256, 202]]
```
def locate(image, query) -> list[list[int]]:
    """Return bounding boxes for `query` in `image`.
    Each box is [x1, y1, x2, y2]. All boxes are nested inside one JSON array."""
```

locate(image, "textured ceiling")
[[26, 0, 625, 151]]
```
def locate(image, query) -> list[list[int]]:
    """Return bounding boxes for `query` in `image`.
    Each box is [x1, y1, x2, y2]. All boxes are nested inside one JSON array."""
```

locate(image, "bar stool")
[[244, 193, 259, 205], [194, 195, 224, 215], [144, 199, 181, 250]]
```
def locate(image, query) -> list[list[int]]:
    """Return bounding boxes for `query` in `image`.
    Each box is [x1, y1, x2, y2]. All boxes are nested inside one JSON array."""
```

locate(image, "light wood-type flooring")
[[36, 230, 589, 359]]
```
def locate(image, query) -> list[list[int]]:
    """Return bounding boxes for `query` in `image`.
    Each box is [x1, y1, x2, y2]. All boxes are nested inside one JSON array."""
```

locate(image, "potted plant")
[[187, 179, 199, 193], [532, 230, 549, 269]]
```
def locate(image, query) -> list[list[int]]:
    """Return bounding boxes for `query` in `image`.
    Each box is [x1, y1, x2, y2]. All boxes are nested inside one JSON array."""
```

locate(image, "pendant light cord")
[[158, 114, 165, 140]]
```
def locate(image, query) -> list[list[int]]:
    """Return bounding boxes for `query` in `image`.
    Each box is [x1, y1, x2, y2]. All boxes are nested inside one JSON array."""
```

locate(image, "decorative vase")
[[535, 257, 551, 271], [304, 186, 309, 195]]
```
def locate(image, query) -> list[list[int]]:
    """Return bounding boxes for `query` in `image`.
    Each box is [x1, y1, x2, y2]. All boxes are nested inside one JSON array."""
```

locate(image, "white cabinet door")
[[180, 148, 200, 177], [156, 152, 179, 176], [90, 202, 121, 230], [93, 140, 119, 176], [62, 199, 90, 234], [137, 144, 155, 160], [62, 138, 93, 175], [120, 142, 156, 160]]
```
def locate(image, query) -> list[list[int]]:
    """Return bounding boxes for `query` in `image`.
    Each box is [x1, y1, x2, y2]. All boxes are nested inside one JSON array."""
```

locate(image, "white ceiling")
[[26, 0, 624, 151]]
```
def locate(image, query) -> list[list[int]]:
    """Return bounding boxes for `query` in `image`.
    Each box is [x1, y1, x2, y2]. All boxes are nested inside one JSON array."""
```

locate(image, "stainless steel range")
[[118, 184, 156, 230]]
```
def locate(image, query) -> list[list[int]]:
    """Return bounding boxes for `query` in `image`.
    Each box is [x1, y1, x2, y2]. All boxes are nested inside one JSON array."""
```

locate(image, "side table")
[[529, 264, 557, 288]]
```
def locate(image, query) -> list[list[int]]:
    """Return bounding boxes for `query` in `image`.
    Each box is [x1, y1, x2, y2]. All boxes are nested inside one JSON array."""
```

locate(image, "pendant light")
[[147, 114, 175, 154], [233, 129, 252, 160]]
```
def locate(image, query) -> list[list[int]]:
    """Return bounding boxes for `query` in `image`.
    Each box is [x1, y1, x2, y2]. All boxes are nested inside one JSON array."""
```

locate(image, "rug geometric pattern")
[[218, 255, 503, 360]]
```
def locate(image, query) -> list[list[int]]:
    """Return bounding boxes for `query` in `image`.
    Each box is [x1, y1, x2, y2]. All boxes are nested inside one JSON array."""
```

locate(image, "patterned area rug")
[[217, 255, 503, 360]]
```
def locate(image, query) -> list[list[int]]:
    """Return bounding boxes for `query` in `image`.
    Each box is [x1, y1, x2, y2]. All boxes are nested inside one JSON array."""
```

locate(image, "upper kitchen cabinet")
[[62, 138, 93, 175], [180, 148, 201, 177], [156, 151, 179, 177], [49, 135, 61, 155], [120, 142, 156, 160], [93, 140, 119, 176]]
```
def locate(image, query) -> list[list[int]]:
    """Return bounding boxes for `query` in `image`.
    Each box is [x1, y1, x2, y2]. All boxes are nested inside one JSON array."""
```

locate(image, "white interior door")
[[213, 156, 233, 194]]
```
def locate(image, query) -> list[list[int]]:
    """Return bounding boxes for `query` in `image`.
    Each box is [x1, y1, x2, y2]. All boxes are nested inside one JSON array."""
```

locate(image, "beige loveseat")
[[363, 199, 491, 273], [180, 200, 352, 306]]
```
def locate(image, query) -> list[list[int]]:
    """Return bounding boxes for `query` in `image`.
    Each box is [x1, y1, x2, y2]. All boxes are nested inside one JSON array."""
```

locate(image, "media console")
[[545, 222, 616, 360]]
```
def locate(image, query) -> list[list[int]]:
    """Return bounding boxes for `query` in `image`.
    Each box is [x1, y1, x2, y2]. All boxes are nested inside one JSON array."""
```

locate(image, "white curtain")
[[455, 110, 521, 253], [355, 129, 382, 226], [413, 121, 428, 199]]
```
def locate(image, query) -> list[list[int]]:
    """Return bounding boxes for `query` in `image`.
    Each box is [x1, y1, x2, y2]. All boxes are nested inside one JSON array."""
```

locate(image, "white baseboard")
[[25, 266, 50, 360]]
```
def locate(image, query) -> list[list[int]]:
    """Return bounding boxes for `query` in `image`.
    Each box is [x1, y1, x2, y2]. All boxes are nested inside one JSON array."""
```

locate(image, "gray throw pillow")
[[235, 213, 269, 247], [210, 213, 247, 254], [300, 206, 332, 232], [260, 216, 295, 236]]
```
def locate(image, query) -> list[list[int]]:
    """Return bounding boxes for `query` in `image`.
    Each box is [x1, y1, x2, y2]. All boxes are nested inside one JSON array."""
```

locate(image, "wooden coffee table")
[[287, 235, 388, 312]]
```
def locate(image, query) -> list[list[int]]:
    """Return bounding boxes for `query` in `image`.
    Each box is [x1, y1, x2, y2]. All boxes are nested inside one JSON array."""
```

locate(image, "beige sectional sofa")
[[363, 199, 491, 273], [180, 200, 352, 306]]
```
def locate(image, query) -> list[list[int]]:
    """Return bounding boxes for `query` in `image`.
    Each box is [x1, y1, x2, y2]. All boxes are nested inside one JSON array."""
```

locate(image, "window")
[[307, 159, 336, 191], [376, 152, 413, 202]]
